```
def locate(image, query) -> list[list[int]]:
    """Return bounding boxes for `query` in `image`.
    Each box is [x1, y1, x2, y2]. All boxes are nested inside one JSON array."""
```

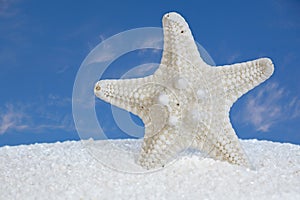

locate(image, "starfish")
[[94, 12, 274, 169]]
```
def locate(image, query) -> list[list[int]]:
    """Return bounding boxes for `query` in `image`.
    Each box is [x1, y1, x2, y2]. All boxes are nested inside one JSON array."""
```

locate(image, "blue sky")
[[0, 0, 299, 146]]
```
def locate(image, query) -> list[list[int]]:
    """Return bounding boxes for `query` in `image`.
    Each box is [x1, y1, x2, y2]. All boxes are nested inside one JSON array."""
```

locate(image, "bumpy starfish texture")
[[94, 12, 274, 169]]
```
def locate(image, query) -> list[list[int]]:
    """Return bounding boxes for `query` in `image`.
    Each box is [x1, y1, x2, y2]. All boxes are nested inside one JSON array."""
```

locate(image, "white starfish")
[[94, 12, 274, 169]]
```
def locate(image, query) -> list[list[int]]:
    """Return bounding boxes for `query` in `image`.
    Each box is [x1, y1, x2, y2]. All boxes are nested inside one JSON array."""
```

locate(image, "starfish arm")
[[160, 12, 208, 70], [94, 76, 155, 119], [217, 58, 274, 105], [137, 86, 189, 169], [194, 116, 252, 168], [138, 125, 186, 169]]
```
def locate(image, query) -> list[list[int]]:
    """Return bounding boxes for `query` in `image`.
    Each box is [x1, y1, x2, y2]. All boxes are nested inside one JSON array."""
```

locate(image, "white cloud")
[[239, 82, 300, 132], [56, 65, 71, 74], [0, 103, 28, 134], [86, 33, 163, 65], [136, 36, 163, 56], [47, 94, 71, 107], [0, 95, 75, 135], [99, 34, 106, 42], [138, 36, 162, 49], [85, 42, 116, 65]]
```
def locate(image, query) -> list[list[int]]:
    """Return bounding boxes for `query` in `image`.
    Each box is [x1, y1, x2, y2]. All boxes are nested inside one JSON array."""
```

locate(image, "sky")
[[0, 0, 299, 146]]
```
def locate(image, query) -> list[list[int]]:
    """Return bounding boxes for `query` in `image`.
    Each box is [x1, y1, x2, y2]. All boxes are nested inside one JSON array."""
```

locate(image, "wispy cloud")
[[0, 95, 75, 135], [0, 103, 28, 134], [85, 33, 122, 64], [85, 41, 116, 65], [137, 36, 162, 49], [99, 34, 106, 42], [47, 94, 71, 107], [136, 36, 163, 55], [56, 65, 72, 74], [86, 33, 163, 65], [239, 82, 300, 132]]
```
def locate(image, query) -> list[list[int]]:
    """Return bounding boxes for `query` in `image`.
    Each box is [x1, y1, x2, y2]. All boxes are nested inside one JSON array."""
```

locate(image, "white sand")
[[1, 139, 299, 200]]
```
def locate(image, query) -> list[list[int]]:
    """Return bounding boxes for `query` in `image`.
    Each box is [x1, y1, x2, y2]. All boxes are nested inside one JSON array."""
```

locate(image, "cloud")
[[0, 95, 75, 135], [85, 33, 121, 64], [30, 114, 75, 133], [239, 82, 300, 132], [138, 36, 162, 49], [99, 34, 106, 42], [47, 94, 71, 107], [56, 65, 72, 74], [85, 42, 116, 65], [86, 33, 163, 65], [136, 36, 163, 55], [0, 103, 28, 134]]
